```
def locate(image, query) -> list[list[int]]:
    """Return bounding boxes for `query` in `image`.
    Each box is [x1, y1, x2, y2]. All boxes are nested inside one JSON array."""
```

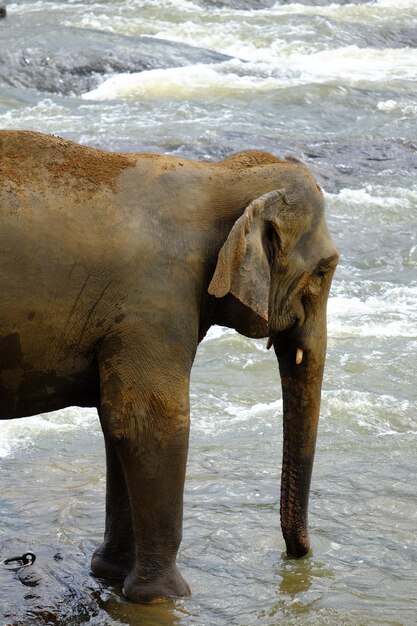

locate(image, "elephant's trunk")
[[274, 318, 327, 558]]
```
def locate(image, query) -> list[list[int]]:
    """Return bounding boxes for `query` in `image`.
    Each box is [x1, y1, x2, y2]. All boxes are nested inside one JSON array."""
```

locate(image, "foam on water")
[[224, 398, 281, 419], [328, 185, 417, 209], [81, 62, 281, 101], [73, 0, 417, 37], [82, 44, 417, 102], [327, 186, 417, 233], [0, 407, 99, 458], [374, 0, 417, 8], [328, 285, 417, 339], [190, 394, 282, 435], [377, 99, 417, 117], [204, 326, 235, 342], [322, 390, 416, 437], [286, 46, 417, 83]]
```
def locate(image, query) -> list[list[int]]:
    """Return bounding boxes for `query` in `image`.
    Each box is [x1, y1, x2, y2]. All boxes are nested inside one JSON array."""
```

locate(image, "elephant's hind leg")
[[97, 337, 192, 603], [91, 437, 135, 580]]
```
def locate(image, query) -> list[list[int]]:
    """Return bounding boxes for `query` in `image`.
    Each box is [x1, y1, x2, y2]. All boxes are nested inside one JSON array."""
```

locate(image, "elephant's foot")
[[91, 545, 134, 580], [122, 565, 190, 603]]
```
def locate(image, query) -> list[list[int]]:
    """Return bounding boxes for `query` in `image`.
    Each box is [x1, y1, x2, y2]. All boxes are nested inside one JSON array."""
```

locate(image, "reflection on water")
[[279, 557, 320, 597], [101, 595, 195, 626]]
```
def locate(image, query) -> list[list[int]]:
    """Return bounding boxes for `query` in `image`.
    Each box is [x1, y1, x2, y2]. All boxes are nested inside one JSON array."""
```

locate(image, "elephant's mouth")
[[266, 335, 304, 365], [266, 314, 306, 365], [266, 306, 297, 337]]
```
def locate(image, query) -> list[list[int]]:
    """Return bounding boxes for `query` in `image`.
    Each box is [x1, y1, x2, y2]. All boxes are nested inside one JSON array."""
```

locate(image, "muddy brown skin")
[[0, 130, 338, 603]]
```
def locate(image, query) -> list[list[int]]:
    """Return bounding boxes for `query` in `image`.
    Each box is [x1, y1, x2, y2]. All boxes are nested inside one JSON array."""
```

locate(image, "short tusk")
[[266, 337, 273, 350], [296, 348, 304, 365]]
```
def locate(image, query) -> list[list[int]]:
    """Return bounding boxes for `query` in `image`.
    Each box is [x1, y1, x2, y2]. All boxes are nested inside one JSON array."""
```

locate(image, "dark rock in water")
[[0, 25, 232, 96], [296, 138, 417, 193], [160, 132, 417, 195], [379, 25, 417, 48], [0, 1, 6, 19], [0, 539, 120, 625]]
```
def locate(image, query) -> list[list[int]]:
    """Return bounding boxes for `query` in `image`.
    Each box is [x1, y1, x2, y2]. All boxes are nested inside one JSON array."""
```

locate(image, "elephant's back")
[[0, 130, 136, 198]]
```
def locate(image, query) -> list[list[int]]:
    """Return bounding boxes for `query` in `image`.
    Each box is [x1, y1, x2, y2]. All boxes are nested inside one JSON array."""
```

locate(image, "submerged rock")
[[0, 1, 6, 19], [0, 540, 118, 625], [0, 26, 231, 96]]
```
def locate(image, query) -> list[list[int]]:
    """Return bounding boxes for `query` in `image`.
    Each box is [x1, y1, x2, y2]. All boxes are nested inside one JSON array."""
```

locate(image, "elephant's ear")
[[208, 189, 288, 322]]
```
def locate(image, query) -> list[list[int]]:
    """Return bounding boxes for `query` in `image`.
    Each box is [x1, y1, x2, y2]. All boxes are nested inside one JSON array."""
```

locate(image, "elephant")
[[0, 130, 338, 603]]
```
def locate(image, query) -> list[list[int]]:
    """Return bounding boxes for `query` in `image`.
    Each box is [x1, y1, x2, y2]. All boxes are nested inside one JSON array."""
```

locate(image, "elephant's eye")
[[307, 269, 327, 298], [307, 255, 338, 298], [316, 254, 339, 277]]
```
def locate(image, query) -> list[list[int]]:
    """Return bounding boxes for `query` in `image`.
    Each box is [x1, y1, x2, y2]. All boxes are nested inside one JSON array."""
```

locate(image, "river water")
[[0, 0, 416, 624]]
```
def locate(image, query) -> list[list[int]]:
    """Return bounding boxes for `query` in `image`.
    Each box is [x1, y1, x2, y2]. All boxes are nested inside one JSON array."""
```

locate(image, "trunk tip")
[[284, 534, 310, 559]]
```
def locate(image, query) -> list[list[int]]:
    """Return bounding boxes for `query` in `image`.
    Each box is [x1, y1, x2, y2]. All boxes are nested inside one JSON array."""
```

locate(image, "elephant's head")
[[208, 185, 338, 557]]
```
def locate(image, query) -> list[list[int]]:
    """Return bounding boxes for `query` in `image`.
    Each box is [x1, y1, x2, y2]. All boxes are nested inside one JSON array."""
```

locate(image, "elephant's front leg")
[[91, 437, 135, 579], [97, 342, 191, 603]]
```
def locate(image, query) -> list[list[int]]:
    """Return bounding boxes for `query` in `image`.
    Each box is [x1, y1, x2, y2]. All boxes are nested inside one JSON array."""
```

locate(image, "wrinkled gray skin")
[[0, 131, 338, 603]]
